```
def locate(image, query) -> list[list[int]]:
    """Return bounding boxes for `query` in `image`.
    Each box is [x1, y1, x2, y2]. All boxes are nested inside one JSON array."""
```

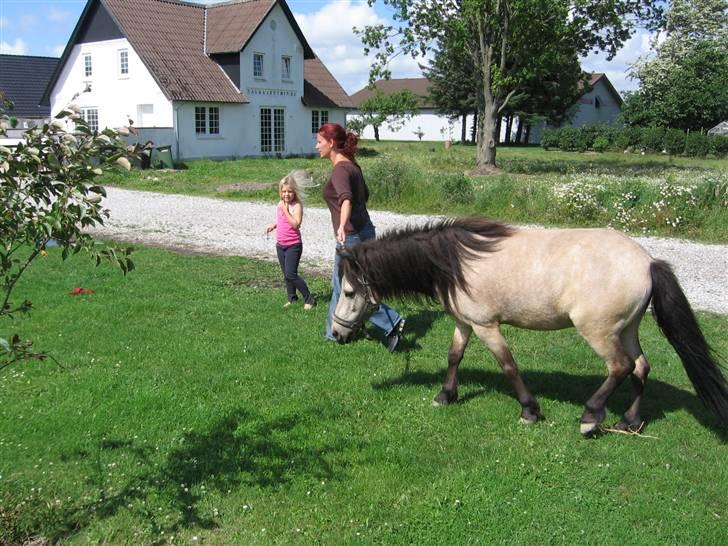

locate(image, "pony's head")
[[331, 247, 379, 343]]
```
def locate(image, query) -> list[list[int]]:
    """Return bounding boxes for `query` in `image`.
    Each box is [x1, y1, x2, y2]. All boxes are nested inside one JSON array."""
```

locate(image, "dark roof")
[[207, 0, 314, 58], [350, 78, 434, 108], [0, 54, 58, 117], [579, 72, 623, 106], [302, 58, 353, 108], [352, 73, 624, 109], [43, 0, 348, 108]]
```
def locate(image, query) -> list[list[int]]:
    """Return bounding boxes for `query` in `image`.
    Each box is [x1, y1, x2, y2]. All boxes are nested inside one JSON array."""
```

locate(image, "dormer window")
[[281, 56, 291, 80], [253, 53, 264, 78], [118, 49, 129, 77], [83, 53, 92, 77]]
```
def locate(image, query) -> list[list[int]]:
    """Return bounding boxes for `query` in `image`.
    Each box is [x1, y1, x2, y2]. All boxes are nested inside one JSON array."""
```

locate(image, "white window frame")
[[253, 53, 264, 79], [260, 107, 285, 153], [194, 106, 221, 136], [118, 49, 129, 77], [81, 107, 99, 133], [83, 53, 92, 78], [281, 56, 291, 80], [311, 110, 329, 133]]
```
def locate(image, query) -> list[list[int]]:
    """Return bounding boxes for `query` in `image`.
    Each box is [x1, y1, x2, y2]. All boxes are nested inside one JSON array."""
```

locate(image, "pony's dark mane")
[[341, 217, 514, 311]]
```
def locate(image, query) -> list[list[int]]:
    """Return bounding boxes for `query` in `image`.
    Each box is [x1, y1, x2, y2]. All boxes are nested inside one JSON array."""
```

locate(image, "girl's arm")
[[265, 221, 276, 233], [280, 201, 303, 230]]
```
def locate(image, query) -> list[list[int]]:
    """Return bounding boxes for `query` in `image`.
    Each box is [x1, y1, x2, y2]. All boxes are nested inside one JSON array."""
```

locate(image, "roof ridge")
[[0, 53, 60, 60]]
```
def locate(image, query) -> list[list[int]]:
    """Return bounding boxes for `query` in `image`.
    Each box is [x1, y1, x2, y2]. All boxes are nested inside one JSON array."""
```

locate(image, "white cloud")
[[51, 44, 66, 57], [0, 38, 28, 55], [293, 0, 427, 93], [582, 28, 656, 93], [48, 8, 74, 23]]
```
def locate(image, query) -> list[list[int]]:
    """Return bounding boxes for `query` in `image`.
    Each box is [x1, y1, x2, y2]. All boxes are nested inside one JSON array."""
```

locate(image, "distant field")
[[99, 142, 728, 242], [2, 245, 727, 544]]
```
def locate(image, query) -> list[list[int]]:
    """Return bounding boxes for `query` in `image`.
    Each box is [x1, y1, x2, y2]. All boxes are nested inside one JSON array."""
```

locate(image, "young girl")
[[265, 170, 315, 310]]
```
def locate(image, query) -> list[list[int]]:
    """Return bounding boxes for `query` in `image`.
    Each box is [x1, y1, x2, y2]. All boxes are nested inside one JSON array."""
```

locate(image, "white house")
[[347, 73, 623, 144], [41, 0, 352, 160]]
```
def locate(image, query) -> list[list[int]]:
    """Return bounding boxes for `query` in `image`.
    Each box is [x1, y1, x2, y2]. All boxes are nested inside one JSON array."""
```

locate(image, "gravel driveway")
[[89, 187, 728, 316]]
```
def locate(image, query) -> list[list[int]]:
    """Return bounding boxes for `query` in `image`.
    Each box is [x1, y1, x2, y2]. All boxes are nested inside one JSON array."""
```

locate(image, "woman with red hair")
[[316, 123, 405, 352]]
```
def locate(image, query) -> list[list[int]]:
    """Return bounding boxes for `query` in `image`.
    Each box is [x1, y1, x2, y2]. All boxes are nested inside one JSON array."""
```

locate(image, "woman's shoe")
[[386, 318, 406, 353]]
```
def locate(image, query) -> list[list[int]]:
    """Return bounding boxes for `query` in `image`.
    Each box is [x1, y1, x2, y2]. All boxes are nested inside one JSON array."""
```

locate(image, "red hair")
[[318, 122, 358, 161]]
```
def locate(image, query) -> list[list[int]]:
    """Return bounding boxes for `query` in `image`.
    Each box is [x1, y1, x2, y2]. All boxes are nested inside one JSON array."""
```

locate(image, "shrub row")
[[541, 125, 728, 157]]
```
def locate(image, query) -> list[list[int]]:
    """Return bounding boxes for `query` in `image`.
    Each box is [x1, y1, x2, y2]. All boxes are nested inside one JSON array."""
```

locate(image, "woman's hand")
[[336, 224, 346, 244]]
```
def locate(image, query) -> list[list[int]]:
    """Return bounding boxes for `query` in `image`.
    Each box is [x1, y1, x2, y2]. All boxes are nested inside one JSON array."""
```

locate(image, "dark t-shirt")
[[323, 161, 371, 234]]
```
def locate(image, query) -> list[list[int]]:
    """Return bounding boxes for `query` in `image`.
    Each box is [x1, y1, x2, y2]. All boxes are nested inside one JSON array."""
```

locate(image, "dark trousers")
[[276, 243, 313, 304]]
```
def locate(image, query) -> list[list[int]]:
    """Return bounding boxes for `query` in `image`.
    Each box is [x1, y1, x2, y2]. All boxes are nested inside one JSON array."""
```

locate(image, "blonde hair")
[[279, 169, 313, 201]]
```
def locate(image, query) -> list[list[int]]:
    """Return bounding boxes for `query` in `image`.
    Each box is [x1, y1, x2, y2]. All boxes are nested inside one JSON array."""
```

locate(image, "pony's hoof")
[[580, 422, 600, 437], [432, 390, 457, 406]]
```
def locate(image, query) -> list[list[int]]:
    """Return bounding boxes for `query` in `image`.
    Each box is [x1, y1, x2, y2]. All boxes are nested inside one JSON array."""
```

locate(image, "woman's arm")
[[337, 199, 352, 244]]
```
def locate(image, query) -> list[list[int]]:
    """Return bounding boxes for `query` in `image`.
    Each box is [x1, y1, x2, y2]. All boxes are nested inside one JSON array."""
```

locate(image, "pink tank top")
[[276, 204, 302, 246]]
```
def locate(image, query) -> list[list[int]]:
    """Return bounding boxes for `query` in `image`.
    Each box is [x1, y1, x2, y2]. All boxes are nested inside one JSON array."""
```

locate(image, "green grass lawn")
[[2, 246, 727, 544], [99, 142, 728, 243]]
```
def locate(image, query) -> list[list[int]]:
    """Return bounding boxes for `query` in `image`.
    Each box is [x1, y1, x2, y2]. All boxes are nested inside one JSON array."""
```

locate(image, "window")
[[281, 56, 291, 80], [260, 107, 285, 153], [311, 110, 329, 133], [195, 106, 220, 135], [82, 107, 98, 133], [83, 53, 92, 77], [594, 96, 601, 109], [253, 53, 264, 78], [118, 49, 129, 76]]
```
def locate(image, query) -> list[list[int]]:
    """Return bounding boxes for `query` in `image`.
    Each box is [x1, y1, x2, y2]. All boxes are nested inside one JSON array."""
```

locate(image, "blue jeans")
[[325, 222, 402, 340]]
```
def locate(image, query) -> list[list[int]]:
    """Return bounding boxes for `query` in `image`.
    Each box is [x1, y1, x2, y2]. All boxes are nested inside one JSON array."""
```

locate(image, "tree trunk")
[[524, 124, 531, 145], [373, 125, 380, 141], [471, 112, 478, 144], [515, 117, 523, 145], [476, 99, 499, 168], [504, 115, 513, 144], [461, 113, 468, 144]]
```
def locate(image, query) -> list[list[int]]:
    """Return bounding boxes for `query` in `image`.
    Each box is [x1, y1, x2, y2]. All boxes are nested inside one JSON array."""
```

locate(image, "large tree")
[[623, 0, 728, 131], [358, 0, 662, 171]]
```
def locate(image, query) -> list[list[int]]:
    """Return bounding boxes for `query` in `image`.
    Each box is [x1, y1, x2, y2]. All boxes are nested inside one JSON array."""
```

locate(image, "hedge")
[[540, 124, 728, 157]]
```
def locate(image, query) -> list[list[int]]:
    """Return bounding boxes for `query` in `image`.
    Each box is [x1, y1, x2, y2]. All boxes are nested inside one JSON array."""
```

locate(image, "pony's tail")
[[650, 260, 728, 426]]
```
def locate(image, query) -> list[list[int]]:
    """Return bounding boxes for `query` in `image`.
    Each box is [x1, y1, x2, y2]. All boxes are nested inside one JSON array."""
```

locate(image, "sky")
[[0, 0, 654, 95]]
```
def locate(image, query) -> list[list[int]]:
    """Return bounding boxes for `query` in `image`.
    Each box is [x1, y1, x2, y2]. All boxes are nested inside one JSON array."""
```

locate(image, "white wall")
[[347, 109, 474, 142], [50, 38, 172, 130], [174, 4, 346, 159]]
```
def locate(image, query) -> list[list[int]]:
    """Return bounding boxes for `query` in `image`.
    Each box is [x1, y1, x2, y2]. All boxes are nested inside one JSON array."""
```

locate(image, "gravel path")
[[89, 187, 728, 316]]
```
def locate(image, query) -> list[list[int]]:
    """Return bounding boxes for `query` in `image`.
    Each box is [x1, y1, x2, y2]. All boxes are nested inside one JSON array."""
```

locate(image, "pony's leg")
[[578, 331, 635, 436], [616, 324, 650, 431], [473, 324, 543, 424], [433, 321, 472, 406]]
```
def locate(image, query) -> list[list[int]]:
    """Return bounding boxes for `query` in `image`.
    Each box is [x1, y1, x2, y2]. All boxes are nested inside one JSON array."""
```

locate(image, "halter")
[[332, 263, 378, 332]]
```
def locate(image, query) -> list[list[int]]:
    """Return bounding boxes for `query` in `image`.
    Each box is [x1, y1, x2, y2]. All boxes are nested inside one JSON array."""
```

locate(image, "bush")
[[365, 156, 409, 202], [640, 126, 666, 152], [615, 126, 642, 150], [592, 136, 610, 152], [558, 127, 589, 152], [684, 132, 709, 157], [664, 128, 686, 155], [439, 174, 474, 204], [708, 134, 728, 157], [540, 128, 560, 149]]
